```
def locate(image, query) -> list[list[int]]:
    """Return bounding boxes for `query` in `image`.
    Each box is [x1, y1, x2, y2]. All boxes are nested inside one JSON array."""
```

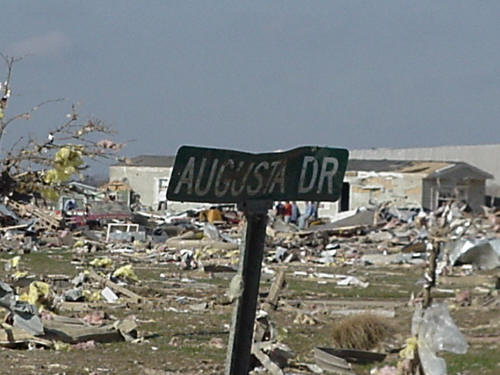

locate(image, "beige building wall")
[[109, 165, 213, 212], [467, 180, 486, 211], [109, 166, 172, 208], [345, 172, 424, 211], [424, 178, 485, 212]]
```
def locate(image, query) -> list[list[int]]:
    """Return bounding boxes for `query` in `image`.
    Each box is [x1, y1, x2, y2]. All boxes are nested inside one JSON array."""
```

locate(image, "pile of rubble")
[[0, 194, 499, 373], [0, 259, 140, 351]]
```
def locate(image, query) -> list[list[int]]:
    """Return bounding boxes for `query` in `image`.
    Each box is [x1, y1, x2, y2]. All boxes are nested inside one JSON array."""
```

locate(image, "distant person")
[[274, 201, 284, 218], [63, 198, 76, 212], [459, 200, 472, 213], [62, 198, 77, 229], [157, 189, 167, 211], [290, 201, 300, 224], [312, 201, 319, 219], [130, 193, 142, 212], [299, 201, 316, 229], [283, 201, 292, 223]]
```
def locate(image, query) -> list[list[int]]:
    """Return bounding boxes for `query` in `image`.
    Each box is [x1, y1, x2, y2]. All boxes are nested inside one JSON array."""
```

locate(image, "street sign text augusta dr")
[[167, 146, 349, 204]]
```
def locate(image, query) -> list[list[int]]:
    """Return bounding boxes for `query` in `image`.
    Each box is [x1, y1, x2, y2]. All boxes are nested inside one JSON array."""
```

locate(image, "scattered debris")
[[447, 238, 500, 270], [0, 192, 497, 373], [314, 347, 356, 375], [0, 281, 44, 336]]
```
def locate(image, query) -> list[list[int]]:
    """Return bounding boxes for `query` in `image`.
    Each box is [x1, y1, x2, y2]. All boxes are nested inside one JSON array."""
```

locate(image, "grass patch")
[[0, 248, 77, 280], [444, 346, 500, 375], [286, 278, 411, 299]]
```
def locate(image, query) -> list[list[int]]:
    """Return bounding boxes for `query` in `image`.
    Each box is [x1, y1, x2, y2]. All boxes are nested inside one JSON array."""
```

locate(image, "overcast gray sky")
[[1, 1, 500, 172]]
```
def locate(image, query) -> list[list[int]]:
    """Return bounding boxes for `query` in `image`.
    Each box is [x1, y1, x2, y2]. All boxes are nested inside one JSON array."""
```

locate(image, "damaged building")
[[109, 155, 492, 215], [321, 159, 492, 215], [108, 155, 175, 209], [351, 143, 500, 205]]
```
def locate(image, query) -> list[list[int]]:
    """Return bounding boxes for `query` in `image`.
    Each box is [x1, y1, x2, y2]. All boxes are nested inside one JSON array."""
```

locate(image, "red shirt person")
[[283, 201, 292, 223]]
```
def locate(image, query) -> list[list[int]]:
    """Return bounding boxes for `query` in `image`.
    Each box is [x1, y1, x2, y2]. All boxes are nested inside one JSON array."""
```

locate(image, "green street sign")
[[167, 145, 349, 203]]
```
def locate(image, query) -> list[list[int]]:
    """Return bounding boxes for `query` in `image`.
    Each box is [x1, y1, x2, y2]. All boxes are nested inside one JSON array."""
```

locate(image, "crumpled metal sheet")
[[446, 238, 500, 270], [0, 281, 44, 336], [0, 203, 20, 220], [12, 301, 44, 336], [0, 203, 36, 228], [0, 281, 15, 307]]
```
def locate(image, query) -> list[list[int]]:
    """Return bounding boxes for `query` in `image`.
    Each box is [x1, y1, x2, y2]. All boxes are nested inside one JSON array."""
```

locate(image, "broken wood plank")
[[0, 224, 29, 231], [0, 324, 52, 348], [166, 238, 239, 250], [286, 299, 401, 309], [263, 269, 286, 311], [328, 309, 396, 318], [41, 314, 137, 343], [56, 301, 128, 312], [251, 343, 284, 375], [88, 269, 142, 303], [42, 319, 123, 344], [6, 199, 61, 230]]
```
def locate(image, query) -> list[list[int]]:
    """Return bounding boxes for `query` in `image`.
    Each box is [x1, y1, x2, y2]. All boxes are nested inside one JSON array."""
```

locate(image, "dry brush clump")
[[329, 313, 395, 350]]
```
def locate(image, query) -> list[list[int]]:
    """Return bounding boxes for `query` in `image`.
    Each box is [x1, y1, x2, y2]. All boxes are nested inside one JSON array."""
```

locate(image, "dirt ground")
[[0, 247, 499, 375]]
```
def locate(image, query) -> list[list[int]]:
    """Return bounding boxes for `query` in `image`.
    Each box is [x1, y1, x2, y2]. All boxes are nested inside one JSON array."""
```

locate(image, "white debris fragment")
[[101, 286, 119, 303]]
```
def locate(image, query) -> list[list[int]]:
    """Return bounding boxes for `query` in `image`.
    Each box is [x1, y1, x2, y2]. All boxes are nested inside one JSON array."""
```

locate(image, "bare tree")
[[0, 54, 123, 199]]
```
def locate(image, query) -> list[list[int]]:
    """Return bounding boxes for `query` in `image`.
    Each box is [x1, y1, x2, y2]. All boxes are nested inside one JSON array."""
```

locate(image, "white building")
[[109, 155, 174, 209]]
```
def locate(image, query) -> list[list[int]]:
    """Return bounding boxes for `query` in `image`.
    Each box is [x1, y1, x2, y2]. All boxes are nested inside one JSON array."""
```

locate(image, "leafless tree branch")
[[0, 54, 123, 198]]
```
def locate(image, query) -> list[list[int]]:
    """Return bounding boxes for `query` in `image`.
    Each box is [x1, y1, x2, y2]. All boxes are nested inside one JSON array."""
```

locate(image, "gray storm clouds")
[[7, 31, 70, 57], [0, 1, 499, 173]]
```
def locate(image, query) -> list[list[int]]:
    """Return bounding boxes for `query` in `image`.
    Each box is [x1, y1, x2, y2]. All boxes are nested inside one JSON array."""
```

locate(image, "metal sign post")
[[167, 145, 349, 375], [224, 200, 272, 375]]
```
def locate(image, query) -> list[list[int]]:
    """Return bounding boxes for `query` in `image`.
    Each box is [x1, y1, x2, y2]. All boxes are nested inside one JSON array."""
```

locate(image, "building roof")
[[427, 162, 493, 180], [112, 155, 175, 168], [111, 155, 493, 179], [348, 159, 416, 172], [347, 159, 493, 179]]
